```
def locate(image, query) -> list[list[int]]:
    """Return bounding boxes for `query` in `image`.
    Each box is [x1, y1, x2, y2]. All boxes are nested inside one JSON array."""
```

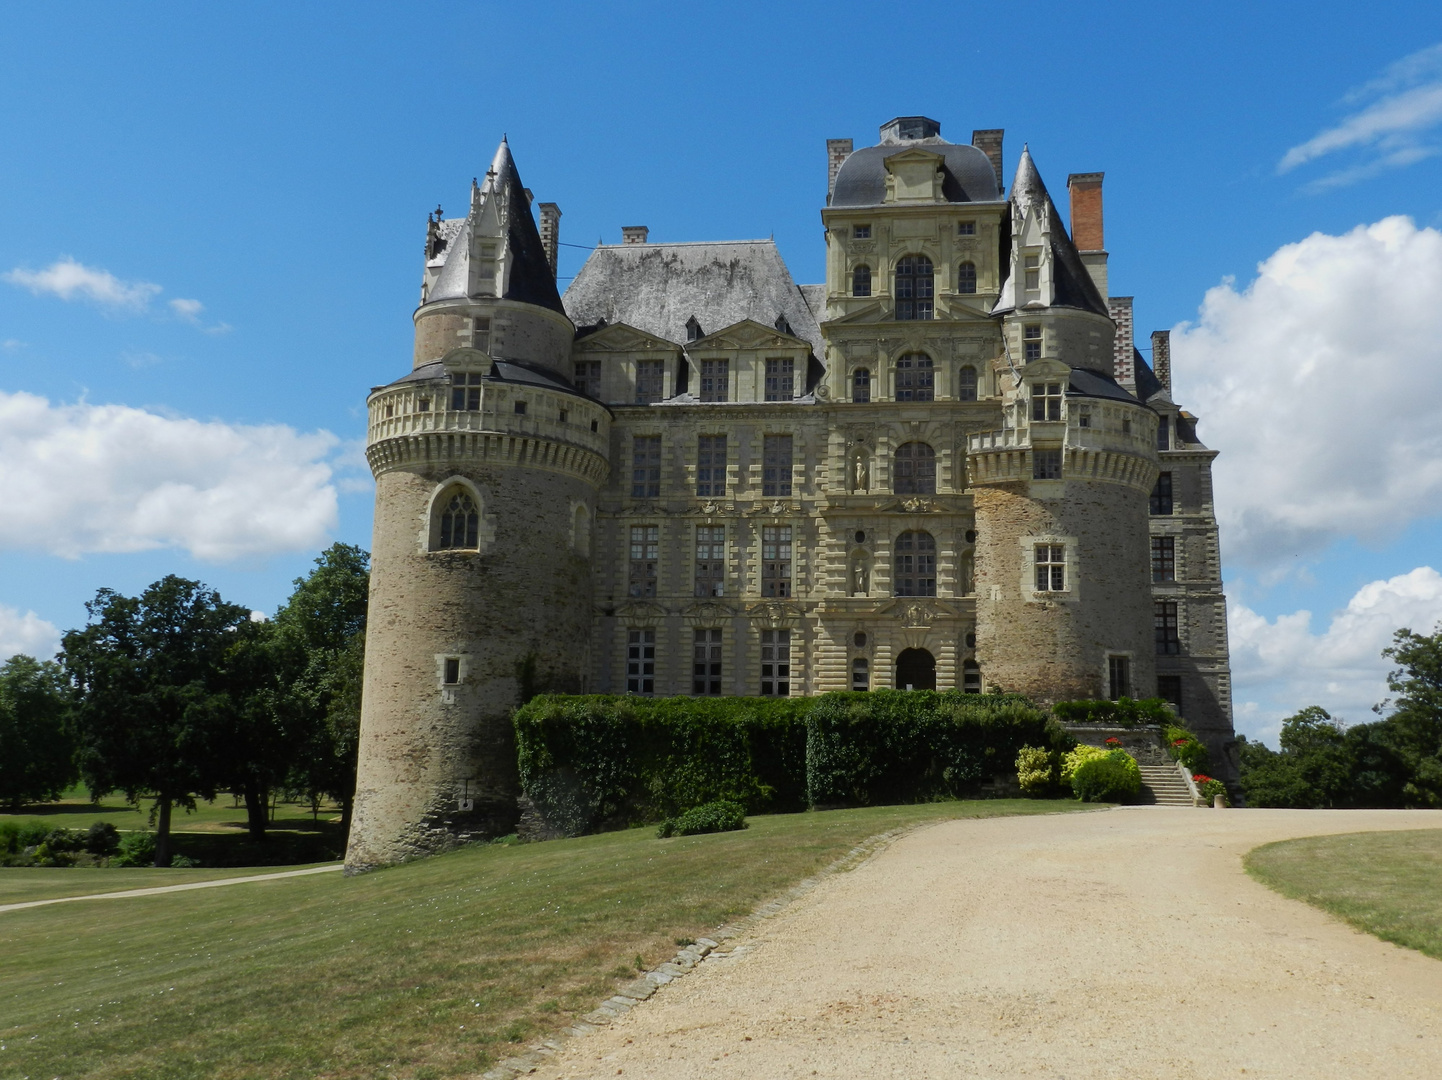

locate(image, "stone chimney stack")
[[827, 138, 853, 205], [1067, 172, 1108, 297], [971, 129, 1004, 190], [1151, 330, 1172, 395], [621, 225, 649, 245], [538, 202, 561, 279], [1109, 296, 1135, 390]]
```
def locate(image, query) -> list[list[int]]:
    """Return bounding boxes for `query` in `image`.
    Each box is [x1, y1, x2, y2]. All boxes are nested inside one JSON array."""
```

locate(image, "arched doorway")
[[896, 648, 936, 691]]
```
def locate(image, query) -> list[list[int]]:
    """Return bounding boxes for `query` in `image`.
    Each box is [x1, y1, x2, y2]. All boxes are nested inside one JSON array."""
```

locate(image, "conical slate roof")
[[427, 138, 565, 315], [993, 147, 1110, 320]]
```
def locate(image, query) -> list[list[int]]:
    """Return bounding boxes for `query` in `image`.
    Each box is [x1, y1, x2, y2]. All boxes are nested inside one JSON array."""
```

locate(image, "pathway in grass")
[[0, 799, 1084, 1080], [1245, 828, 1442, 960], [0, 864, 343, 913]]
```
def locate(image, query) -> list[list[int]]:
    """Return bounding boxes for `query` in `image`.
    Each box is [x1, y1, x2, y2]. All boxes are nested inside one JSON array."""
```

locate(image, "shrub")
[[170, 854, 200, 868], [1015, 745, 1059, 795], [1193, 773, 1228, 804], [1060, 743, 1111, 783], [657, 800, 748, 838], [85, 821, 121, 858], [114, 831, 156, 867], [1071, 749, 1143, 802], [1162, 723, 1212, 773], [1053, 697, 1175, 727], [806, 691, 1071, 807], [515, 694, 811, 836]]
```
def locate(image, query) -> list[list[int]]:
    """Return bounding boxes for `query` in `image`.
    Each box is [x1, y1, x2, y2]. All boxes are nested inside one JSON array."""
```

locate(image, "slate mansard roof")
[[562, 239, 823, 354], [831, 139, 1002, 206]]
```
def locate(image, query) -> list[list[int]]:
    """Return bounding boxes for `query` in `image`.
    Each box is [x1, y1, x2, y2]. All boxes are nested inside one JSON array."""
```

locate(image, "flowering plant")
[[1192, 773, 1228, 804], [1173, 738, 1189, 747], [1105, 737, 1121, 747]]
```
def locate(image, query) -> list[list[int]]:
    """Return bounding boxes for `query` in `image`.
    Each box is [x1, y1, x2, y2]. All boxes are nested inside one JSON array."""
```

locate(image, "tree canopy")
[[0, 654, 75, 808]]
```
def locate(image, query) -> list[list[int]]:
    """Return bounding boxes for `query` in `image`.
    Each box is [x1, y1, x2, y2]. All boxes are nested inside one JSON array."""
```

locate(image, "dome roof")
[[831, 140, 1002, 206]]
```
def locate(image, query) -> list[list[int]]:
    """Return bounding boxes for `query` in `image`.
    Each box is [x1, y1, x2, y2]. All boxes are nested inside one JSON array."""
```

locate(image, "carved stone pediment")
[[573, 322, 677, 353], [744, 500, 799, 517], [612, 600, 669, 624], [683, 600, 736, 624], [746, 601, 805, 628], [683, 500, 733, 517], [693, 318, 807, 350]]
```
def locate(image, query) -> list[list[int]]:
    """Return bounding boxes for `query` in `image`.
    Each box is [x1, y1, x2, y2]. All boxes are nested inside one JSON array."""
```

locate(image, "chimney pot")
[[971, 129, 1004, 192], [621, 225, 649, 245], [1066, 172, 1105, 251]]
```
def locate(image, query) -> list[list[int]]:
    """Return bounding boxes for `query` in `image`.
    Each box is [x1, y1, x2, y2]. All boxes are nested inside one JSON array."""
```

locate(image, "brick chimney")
[[827, 138, 853, 204], [1067, 172, 1108, 297], [538, 202, 561, 279], [971, 129, 1004, 191], [1151, 330, 1171, 395], [1109, 296, 1134, 390], [621, 225, 649, 245]]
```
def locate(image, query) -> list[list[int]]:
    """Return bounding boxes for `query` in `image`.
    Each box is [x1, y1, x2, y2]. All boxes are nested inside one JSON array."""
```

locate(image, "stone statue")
[[852, 557, 869, 596], [852, 453, 868, 492]]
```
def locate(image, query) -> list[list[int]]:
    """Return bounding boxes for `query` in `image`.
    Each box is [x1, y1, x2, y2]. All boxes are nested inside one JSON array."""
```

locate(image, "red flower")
[[1105, 737, 1121, 746], [1173, 738, 1189, 746], [1193, 774, 1213, 783]]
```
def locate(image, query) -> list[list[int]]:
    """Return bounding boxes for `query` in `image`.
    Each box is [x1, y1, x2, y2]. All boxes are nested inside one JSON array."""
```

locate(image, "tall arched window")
[[894, 531, 937, 596], [852, 265, 871, 297], [436, 490, 479, 550], [957, 364, 978, 402], [957, 261, 977, 294], [893, 442, 936, 494], [895, 353, 934, 401], [895, 256, 934, 320], [852, 367, 871, 403]]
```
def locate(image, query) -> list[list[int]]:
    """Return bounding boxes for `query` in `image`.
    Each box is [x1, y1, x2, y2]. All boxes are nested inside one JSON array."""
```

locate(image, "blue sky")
[[2, 1, 1441, 742]]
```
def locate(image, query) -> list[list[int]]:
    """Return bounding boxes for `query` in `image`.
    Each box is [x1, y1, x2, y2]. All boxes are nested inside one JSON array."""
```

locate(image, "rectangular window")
[[1108, 656, 1130, 700], [762, 525, 793, 597], [1024, 253, 1040, 292], [962, 662, 982, 694], [631, 436, 661, 498], [765, 357, 795, 401], [1155, 601, 1181, 655], [635, 359, 665, 404], [472, 317, 491, 352], [514, 401, 527, 415], [1150, 472, 1174, 515], [1031, 381, 1062, 421], [895, 354, 935, 401], [1151, 536, 1176, 582], [628, 525, 659, 598], [417, 398, 430, 412], [1033, 448, 1062, 480], [853, 224, 870, 239], [851, 657, 869, 691], [760, 629, 791, 696], [626, 629, 656, 694], [443, 657, 461, 685], [699, 359, 729, 402], [762, 435, 793, 497], [574, 360, 602, 398], [957, 221, 976, 235], [696, 435, 727, 497], [692, 628, 722, 695], [450, 372, 483, 411], [852, 368, 871, 403], [1035, 543, 1066, 592], [1078, 406, 1091, 428], [694, 525, 725, 597], [1157, 675, 1182, 711], [1023, 324, 1042, 362], [1157, 415, 1171, 451]]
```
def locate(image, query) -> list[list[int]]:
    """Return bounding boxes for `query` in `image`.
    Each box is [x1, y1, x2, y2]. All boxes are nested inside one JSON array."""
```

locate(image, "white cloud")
[[3, 257, 161, 311], [0, 390, 340, 562], [0, 604, 61, 663], [1280, 42, 1442, 186], [169, 297, 204, 321], [1230, 567, 1442, 744], [1172, 216, 1442, 570]]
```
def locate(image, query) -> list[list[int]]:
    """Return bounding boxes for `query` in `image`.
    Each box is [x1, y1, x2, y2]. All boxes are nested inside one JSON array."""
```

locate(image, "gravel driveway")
[[532, 807, 1442, 1080]]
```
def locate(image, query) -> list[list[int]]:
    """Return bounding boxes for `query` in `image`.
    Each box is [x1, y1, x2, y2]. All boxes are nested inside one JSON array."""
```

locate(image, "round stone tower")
[[346, 140, 609, 872]]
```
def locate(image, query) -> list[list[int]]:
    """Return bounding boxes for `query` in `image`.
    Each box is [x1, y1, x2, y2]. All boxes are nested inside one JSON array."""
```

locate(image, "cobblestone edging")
[[476, 826, 916, 1080]]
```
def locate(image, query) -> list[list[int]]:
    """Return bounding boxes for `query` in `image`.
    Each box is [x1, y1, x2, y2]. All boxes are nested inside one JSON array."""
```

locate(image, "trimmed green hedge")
[[514, 695, 811, 836], [1053, 696, 1175, 726]]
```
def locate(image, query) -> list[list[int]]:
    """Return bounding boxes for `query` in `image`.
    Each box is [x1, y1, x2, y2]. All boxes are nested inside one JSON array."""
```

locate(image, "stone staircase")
[[1137, 762, 1198, 806]]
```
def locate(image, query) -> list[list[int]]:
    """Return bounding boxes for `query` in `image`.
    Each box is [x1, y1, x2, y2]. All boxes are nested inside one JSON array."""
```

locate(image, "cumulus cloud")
[[1280, 42, 1442, 187], [0, 604, 61, 663], [3, 257, 161, 311], [1172, 216, 1442, 570], [0, 390, 340, 562], [1230, 567, 1442, 743], [168, 297, 231, 334]]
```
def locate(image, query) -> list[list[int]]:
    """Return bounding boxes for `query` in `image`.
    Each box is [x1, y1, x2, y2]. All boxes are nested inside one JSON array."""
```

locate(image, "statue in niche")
[[851, 555, 870, 596], [852, 451, 869, 493], [960, 552, 975, 596]]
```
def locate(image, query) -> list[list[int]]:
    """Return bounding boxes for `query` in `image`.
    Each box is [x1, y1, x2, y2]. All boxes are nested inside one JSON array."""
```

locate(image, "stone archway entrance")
[[896, 648, 936, 691]]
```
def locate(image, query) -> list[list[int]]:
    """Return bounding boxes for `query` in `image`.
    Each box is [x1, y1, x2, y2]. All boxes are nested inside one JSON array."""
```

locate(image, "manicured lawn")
[[0, 866, 269, 905], [1245, 828, 1442, 960], [1, 799, 1091, 1080]]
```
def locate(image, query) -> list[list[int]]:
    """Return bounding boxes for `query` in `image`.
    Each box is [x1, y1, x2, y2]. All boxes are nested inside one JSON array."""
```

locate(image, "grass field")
[[1, 799, 1092, 1080], [1245, 828, 1442, 960], [2, 786, 347, 867]]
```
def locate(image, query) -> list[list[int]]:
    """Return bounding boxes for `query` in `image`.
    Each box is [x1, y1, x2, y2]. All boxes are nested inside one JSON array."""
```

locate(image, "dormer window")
[[472, 317, 490, 352], [1023, 324, 1042, 362], [686, 316, 704, 342], [853, 225, 871, 239], [451, 373, 483, 411], [1024, 252, 1040, 292], [1031, 382, 1063, 422]]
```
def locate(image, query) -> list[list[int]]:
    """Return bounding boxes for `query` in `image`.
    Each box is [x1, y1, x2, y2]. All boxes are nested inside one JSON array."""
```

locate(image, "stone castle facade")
[[345, 117, 1236, 871]]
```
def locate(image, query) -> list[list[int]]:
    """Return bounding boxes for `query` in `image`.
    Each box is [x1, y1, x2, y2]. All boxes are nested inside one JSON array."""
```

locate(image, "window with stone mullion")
[[628, 525, 659, 598], [635, 360, 665, 404], [762, 435, 793, 497], [694, 525, 725, 597], [700, 359, 729, 402], [631, 436, 661, 498], [761, 525, 793, 598], [895, 255, 934, 320], [696, 435, 727, 497], [692, 627, 722, 695], [893, 531, 937, 596]]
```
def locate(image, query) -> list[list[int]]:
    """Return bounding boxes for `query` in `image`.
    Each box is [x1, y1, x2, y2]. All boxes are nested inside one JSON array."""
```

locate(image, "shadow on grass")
[[169, 825, 346, 867]]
